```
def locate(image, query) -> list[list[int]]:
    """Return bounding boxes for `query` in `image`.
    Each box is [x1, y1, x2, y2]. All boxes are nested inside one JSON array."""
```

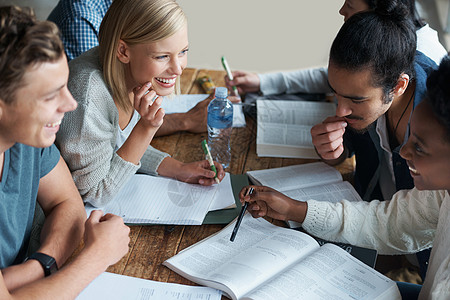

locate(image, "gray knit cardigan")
[[56, 47, 169, 207]]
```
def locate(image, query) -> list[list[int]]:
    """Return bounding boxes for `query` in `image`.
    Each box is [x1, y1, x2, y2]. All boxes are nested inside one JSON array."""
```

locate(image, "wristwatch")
[[26, 252, 58, 277]]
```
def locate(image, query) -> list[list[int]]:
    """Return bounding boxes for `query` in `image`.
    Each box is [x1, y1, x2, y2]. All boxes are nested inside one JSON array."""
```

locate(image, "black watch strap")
[[27, 252, 58, 277]]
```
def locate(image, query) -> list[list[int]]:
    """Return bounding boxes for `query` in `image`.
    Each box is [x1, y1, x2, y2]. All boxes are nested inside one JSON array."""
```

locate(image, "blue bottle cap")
[[215, 87, 228, 98]]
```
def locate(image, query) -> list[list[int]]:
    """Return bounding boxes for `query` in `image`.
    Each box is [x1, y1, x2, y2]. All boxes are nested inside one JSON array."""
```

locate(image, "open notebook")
[[85, 173, 236, 225]]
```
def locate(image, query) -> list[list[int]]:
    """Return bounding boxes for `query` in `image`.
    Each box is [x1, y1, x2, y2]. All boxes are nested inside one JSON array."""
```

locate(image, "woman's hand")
[[133, 82, 165, 129], [158, 158, 225, 185], [176, 160, 225, 185], [239, 185, 307, 223]]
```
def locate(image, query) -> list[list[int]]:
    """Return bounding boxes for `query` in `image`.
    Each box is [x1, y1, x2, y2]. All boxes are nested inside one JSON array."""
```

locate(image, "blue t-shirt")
[[0, 143, 60, 268]]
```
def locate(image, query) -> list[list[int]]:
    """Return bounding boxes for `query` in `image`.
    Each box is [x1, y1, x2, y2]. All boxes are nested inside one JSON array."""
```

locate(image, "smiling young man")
[[0, 6, 130, 298], [311, 5, 437, 202], [240, 55, 450, 299]]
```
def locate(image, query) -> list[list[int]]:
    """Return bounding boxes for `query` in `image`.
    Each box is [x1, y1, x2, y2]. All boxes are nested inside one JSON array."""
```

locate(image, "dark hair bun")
[[374, 0, 409, 21]]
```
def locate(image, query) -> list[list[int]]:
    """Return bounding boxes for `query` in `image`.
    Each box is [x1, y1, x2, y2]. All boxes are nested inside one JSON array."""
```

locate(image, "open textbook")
[[164, 215, 400, 300], [256, 99, 336, 158], [162, 94, 246, 127], [76, 272, 221, 300], [247, 162, 362, 228], [85, 173, 235, 225]]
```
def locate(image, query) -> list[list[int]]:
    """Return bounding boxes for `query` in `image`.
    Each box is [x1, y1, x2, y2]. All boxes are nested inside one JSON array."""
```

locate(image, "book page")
[[283, 181, 362, 202], [77, 272, 222, 300], [257, 100, 336, 126], [85, 174, 218, 225], [164, 214, 320, 300], [161, 94, 246, 127], [247, 162, 342, 192], [242, 243, 400, 300], [256, 99, 335, 158], [285, 181, 362, 229], [257, 123, 316, 149]]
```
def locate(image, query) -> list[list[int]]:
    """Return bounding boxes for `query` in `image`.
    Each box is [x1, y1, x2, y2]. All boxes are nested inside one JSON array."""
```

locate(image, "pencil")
[[201, 140, 220, 184], [230, 187, 254, 242]]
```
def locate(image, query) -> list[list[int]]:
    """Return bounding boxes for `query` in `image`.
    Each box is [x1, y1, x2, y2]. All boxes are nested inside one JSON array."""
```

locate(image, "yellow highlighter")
[[201, 140, 220, 184]]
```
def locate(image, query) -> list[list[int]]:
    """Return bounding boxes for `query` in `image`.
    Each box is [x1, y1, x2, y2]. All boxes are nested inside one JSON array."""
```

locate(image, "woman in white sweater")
[[239, 55, 450, 299], [56, 0, 225, 207]]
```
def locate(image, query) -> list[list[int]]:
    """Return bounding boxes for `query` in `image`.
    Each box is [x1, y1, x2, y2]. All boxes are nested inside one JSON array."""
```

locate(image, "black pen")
[[230, 187, 254, 242]]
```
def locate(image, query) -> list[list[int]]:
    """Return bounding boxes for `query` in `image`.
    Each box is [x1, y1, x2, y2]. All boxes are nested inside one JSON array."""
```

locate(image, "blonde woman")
[[56, 0, 225, 207]]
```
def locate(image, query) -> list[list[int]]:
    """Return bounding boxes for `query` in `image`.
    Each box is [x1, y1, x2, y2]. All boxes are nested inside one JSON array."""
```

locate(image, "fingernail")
[[342, 122, 347, 127], [145, 82, 151, 87], [199, 179, 204, 184]]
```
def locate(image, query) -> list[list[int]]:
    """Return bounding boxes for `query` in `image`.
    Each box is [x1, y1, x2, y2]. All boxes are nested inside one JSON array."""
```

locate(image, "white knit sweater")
[[303, 188, 450, 299]]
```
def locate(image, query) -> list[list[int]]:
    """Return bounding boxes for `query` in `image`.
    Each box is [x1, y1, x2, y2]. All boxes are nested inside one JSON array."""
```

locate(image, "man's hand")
[[225, 70, 261, 95], [155, 94, 215, 136], [84, 211, 130, 267], [311, 116, 347, 161]]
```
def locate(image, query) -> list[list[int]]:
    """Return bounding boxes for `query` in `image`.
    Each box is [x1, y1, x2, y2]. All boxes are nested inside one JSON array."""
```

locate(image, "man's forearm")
[[155, 113, 188, 137], [39, 201, 85, 267], [2, 246, 111, 299], [1, 202, 85, 292]]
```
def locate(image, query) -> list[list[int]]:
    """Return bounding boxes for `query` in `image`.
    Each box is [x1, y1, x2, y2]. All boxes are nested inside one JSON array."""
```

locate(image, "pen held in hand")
[[230, 187, 254, 242], [221, 56, 240, 98], [201, 140, 220, 184]]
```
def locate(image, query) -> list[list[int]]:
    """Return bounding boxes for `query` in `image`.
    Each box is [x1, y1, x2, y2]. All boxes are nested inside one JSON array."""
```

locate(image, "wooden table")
[[88, 68, 355, 287]]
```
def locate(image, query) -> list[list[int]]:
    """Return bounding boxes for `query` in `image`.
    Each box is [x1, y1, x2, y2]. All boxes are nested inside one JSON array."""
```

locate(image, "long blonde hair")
[[98, 0, 187, 112]]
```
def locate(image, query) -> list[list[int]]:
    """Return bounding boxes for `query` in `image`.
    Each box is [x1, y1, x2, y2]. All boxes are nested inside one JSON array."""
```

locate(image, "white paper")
[[242, 243, 399, 300], [247, 162, 342, 192], [85, 173, 234, 225], [256, 99, 336, 158], [165, 215, 399, 300], [162, 94, 246, 127], [246, 162, 363, 228], [208, 173, 236, 211], [76, 272, 222, 300], [165, 214, 319, 300]]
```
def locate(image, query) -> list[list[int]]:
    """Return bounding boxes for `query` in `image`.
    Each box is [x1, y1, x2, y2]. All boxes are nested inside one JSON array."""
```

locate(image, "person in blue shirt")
[[47, 0, 111, 61], [0, 6, 130, 298]]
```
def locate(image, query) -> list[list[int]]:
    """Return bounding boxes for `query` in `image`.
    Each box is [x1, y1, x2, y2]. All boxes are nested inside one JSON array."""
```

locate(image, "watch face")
[[28, 252, 58, 276]]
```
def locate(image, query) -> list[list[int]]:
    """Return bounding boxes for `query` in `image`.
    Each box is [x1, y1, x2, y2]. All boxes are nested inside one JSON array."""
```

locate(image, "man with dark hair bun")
[[240, 55, 450, 300], [311, 3, 437, 280]]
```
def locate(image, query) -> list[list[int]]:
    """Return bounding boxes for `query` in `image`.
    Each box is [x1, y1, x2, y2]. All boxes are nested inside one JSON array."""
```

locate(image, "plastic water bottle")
[[207, 87, 233, 169]]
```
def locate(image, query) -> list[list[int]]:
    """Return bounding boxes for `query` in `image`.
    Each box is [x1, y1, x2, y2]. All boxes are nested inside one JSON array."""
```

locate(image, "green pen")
[[221, 56, 240, 98], [201, 140, 220, 184]]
